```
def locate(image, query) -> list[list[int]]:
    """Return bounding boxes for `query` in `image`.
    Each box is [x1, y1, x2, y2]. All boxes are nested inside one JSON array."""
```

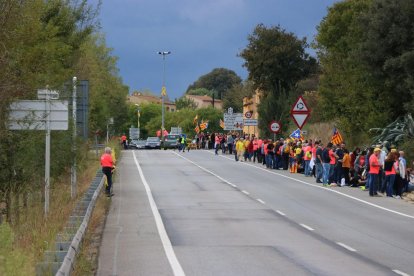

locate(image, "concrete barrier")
[[35, 170, 104, 276]]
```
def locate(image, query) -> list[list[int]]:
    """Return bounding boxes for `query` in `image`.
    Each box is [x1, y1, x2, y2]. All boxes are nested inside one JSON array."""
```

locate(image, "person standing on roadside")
[[101, 147, 115, 197], [368, 148, 382, 197], [121, 134, 127, 150], [227, 133, 234, 155], [314, 141, 323, 183], [236, 138, 245, 162], [322, 143, 332, 186]]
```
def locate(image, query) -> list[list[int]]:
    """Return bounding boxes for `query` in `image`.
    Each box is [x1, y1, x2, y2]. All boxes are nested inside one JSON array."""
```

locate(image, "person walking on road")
[[101, 147, 115, 197], [236, 138, 245, 162], [121, 134, 127, 149]]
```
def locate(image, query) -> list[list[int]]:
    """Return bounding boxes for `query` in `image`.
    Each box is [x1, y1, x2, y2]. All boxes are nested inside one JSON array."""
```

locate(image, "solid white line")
[[276, 210, 286, 216], [300, 224, 314, 231], [230, 184, 237, 188], [393, 269, 410, 276], [336, 242, 357, 252], [242, 190, 250, 195], [257, 199, 266, 204], [210, 152, 414, 220], [133, 151, 185, 276]]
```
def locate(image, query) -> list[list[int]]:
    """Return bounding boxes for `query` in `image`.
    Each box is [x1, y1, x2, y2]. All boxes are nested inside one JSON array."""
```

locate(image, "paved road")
[[98, 150, 414, 276]]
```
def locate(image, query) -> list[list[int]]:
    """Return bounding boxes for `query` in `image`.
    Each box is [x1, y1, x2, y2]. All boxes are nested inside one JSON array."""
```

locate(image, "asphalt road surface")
[[98, 149, 414, 276]]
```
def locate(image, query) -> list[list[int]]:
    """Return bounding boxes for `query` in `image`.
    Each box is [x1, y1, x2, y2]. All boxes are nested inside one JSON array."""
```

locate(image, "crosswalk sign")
[[290, 128, 301, 139]]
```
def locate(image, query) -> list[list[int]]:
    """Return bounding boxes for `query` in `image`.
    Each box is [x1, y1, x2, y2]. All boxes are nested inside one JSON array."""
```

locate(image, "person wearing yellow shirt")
[[236, 138, 245, 162], [342, 149, 351, 186]]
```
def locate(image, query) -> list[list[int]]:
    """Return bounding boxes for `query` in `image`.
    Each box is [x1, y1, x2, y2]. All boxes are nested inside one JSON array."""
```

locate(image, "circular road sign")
[[245, 111, 252, 118], [269, 121, 281, 133]]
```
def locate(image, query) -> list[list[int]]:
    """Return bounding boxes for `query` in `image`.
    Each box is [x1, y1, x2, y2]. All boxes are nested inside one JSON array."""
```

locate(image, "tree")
[[175, 96, 198, 110], [240, 24, 317, 137], [186, 88, 215, 97], [186, 68, 242, 99], [315, 0, 414, 143], [222, 81, 255, 113]]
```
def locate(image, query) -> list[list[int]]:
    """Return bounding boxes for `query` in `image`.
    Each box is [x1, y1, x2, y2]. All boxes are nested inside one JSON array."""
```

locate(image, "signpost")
[[269, 120, 281, 134], [8, 90, 68, 215], [290, 96, 311, 130], [223, 107, 243, 130]]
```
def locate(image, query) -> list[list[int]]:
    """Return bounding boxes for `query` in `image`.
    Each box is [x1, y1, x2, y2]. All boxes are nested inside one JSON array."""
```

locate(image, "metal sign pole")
[[71, 77, 77, 199], [45, 91, 51, 215]]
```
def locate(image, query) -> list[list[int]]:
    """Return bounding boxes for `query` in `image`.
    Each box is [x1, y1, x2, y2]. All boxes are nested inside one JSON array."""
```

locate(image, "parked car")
[[145, 137, 161, 149], [129, 139, 146, 149], [162, 134, 180, 149]]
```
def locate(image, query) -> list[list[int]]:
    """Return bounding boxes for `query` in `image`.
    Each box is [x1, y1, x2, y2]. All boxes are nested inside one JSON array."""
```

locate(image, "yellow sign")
[[161, 86, 167, 96]]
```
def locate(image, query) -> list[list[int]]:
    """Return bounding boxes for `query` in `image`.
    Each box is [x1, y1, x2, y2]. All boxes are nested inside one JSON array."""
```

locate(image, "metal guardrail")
[[35, 170, 104, 276]]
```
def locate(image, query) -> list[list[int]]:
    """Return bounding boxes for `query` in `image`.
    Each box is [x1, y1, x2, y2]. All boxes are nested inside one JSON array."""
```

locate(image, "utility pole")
[[71, 76, 77, 199]]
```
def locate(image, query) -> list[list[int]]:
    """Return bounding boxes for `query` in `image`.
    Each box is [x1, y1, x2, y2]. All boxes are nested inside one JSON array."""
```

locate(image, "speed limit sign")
[[269, 121, 281, 133]]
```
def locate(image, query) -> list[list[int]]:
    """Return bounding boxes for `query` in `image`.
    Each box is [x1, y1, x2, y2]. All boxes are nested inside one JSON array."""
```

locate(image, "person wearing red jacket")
[[101, 147, 115, 197]]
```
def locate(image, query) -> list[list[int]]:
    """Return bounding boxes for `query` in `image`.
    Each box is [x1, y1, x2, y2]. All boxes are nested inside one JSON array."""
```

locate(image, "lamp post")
[[135, 104, 140, 139], [158, 51, 171, 141]]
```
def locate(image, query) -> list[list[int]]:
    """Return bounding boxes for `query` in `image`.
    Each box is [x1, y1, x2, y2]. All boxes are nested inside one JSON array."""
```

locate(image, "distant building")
[[185, 94, 222, 110], [128, 92, 176, 112], [243, 90, 261, 137]]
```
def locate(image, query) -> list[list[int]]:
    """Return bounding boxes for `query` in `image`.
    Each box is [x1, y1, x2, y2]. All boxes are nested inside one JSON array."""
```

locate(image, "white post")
[[44, 90, 51, 215], [71, 77, 77, 199]]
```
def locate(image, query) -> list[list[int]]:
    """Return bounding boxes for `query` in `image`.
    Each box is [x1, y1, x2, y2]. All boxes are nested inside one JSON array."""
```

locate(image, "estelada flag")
[[331, 127, 344, 145], [200, 120, 209, 130], [219, 119, 224, 129], [194, 125, 200, 134], [193, 115, 198, 125]]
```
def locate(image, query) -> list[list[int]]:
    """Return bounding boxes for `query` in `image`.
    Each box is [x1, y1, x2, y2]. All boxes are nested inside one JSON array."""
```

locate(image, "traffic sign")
[[290, 96, 311, 129], [244, 119, 258, 126], [269, 121, 281, 133], [291, 96, 310, 112], [245, 111, 252, 119], [291, 113, 310, 130]]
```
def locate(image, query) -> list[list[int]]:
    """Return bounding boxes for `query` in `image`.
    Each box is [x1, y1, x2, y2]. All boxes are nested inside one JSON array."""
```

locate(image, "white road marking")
[[276, 210, 286, 216], [133, 151, 185, 276], [211, 152, 414, 220], [242, 190, 250, 195], [112, 169, 123, 276], [257, 199, 266, 204], [300, 224, 314, 231], [230, 184, 237, 188], [336, 242, 357, 252], [393, 269, 410, 276]]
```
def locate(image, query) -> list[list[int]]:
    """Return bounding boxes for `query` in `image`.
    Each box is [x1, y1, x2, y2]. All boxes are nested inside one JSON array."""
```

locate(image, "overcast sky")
[[95, 0, 338, 100]]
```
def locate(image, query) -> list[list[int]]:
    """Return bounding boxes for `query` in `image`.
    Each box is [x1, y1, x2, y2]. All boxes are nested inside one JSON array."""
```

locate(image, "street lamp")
[[158, 51, 171, 141], [134, 104, 141, 138]]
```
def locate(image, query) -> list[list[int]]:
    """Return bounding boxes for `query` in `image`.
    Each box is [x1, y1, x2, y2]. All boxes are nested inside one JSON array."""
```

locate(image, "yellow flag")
[[161, 86, 167, 96]]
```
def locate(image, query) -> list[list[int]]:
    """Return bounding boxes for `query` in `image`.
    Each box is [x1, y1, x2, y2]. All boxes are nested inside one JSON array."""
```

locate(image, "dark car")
[[162, 134, 180, 149], [129, 139, 146, 149], [145, 137, 161, 149]]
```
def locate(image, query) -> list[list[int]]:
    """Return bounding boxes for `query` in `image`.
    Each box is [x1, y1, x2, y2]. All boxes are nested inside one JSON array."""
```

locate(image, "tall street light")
[[158, 51, 171, 142], [135, 104, 140, 139]]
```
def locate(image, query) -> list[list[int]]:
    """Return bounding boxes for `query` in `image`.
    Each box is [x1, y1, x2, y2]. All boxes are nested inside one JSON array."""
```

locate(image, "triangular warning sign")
[[292, 96, 309, 112], [292, 113, 310, 129]]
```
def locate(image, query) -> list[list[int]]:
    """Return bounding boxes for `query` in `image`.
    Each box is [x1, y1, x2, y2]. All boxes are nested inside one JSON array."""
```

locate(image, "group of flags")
[[289, 127, 344, 145], [193, 115, 209, 134]]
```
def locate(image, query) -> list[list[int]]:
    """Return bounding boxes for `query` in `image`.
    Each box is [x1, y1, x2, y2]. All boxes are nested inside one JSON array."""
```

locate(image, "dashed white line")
[[336, 242, 357, 252], [242, 190, 250, 195], [393, 269, 410, 276], [257, 199, 266, 204], [300, 224, 314, 231], [210, 151, 414, 220], [276, 210, 286, 216]]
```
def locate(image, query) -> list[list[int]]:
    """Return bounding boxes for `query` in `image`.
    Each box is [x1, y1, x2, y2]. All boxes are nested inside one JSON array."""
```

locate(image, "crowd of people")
[[194, 132, 413, 199]]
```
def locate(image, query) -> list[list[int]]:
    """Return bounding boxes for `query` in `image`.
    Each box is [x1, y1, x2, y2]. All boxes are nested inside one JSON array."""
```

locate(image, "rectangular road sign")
[[243, 119, 258, 126], [224, 113, 243, 130], [8, 100, 69, 130]]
